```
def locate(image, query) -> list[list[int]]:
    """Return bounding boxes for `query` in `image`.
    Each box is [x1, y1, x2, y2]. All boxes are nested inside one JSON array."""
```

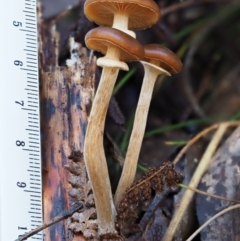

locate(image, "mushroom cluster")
[[83, 0, 182, 238], [84, 26, 143, 236]]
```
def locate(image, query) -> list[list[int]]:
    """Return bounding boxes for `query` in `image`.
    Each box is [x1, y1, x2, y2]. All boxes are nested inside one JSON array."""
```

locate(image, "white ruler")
[[0, 0, 42, 240]]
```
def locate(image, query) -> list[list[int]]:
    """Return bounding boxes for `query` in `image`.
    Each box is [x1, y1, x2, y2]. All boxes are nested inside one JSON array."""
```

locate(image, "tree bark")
[[39, 22, 95, 240]]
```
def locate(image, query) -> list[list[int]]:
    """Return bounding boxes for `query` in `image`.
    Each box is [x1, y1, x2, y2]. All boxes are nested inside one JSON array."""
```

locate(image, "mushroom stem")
[[84, 66, 119, 234], [84, 26, 144, 235], [98, 46, 128, 70], [114, 63, 169, 208], [112, 13, 136, 38]]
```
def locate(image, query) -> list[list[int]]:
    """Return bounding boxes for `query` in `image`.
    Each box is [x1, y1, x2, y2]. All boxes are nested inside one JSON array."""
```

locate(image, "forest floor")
[[37, 0, 240, 240]]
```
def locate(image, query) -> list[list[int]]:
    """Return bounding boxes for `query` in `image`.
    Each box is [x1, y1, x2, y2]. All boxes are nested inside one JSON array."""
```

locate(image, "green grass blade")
[[113, 68, 137, 95]]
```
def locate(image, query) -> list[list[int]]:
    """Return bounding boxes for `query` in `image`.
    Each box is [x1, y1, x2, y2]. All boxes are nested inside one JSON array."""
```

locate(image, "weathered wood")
[[39, 22, 95, 240]]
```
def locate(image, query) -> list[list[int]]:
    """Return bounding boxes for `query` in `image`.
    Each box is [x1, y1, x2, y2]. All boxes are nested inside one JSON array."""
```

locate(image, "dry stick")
[[181, 62, 214, 120], [161, 0, 227, 16], [181, 2, 240, 118], [140, 172, 184, 232], [173, 123, 218, 164], [173, 121, 240, 165], [161, 0, 196, 16], [15, 202, 83, 241], [105, 132, 125, 166], [129, 188, 174, 241], [179, 184, 240, 204], [186, 204, 240, 241], [181, 10, 232, 118], [48, 5, 73, 25], [140, 187, 175, 231], [162, 123, 229, 241]]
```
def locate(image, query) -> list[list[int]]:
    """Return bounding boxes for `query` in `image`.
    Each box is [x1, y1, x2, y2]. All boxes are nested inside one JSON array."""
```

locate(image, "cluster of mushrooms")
[[83, 0, 183, 237]]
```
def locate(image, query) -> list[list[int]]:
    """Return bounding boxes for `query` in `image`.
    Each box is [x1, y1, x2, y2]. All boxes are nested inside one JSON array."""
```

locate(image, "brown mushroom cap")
[[85, 27, 144, 62], [84, 0, 160, 30], [143, 44, 182, 74]]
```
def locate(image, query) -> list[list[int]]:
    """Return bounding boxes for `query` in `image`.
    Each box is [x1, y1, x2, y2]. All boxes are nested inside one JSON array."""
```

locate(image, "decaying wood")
[[39, 13, 96, 240]]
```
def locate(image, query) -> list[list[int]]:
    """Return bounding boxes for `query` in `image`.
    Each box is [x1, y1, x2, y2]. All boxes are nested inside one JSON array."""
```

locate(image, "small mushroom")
[[114, 44, 182, 207], [84, 26, 144, 235], [84, 0, 160, 38]]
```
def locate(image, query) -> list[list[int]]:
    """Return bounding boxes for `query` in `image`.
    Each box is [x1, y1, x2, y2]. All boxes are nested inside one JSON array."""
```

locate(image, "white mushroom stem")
[[114, 61, 170, 208], [84, 46, 128, 235], [112, 13, 136, 38]]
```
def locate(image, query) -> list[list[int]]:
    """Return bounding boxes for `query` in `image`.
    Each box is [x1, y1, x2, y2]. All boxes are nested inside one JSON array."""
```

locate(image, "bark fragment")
[[39, 17, 96, 240]]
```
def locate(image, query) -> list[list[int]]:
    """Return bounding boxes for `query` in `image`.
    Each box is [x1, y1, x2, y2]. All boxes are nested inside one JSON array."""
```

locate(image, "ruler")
[[0, 0, 42, 240]]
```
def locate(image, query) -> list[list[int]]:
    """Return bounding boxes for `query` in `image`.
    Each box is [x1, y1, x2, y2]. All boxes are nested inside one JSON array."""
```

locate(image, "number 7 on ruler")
[[0, 0, 42, 240]]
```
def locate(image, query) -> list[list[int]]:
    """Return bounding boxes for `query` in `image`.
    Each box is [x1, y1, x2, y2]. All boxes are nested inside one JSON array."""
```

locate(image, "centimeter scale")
[[0, 0, 42, 240]]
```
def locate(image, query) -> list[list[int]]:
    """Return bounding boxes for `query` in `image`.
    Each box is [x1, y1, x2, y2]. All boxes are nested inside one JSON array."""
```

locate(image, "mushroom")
[[114, 44, 183, 207], [84, 0, 160, 38], [84, 26, 144, 235]]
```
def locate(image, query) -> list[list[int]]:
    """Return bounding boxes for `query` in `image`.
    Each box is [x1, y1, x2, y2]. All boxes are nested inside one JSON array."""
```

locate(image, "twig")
[[186, 204, 240, 241], [45, 5, 73, 24], [141, 173, 184, 230], [161, 0, 227, 16], [15, 202, 83, 241], [180, 3, 238, 118], [127, 188, 172, 241], [163, 123, 229, 241], [173, 121, 240, 165], [179, 184, 240, 204], [181, 62, 214, 120], [140, 188, 173, 231], [105, 132, 125, 166]]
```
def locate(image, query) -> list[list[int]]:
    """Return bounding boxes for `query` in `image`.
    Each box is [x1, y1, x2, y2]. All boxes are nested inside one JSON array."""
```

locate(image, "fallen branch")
[[173, 121, 240, 165]]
